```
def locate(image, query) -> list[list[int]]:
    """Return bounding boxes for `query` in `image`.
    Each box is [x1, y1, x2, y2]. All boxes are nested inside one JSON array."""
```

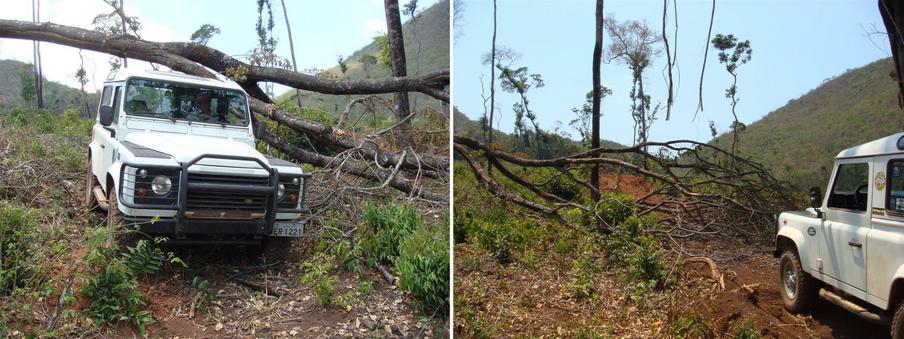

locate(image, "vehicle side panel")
[[867, 155, 904, 310]]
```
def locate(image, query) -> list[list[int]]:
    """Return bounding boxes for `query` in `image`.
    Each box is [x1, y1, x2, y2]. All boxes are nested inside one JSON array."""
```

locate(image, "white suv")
[[85, 68, 309, 244], [776, 132, 904, 338]]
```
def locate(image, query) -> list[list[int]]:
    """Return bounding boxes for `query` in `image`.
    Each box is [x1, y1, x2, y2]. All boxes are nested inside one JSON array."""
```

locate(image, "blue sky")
[[0, 0, 438, 93], [453, 0, 891, 145]]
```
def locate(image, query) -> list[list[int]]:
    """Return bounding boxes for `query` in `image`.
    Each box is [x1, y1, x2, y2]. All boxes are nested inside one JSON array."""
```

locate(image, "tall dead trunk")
[[880, 0, 904, 127], [31, 0, 43, 109], [384, 0, 415, 150], [118, 0, 128, 68], [487, 0, 498, 173], [279, 0, 303, 107], [590, 0, 603, 201]]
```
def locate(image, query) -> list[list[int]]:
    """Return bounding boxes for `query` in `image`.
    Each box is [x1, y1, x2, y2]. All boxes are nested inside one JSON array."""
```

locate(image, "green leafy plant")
[[672, 312, 713, 339], [564, 237, 602, 299], [0, 204, 39, 293], [396, 225, 449, 315], [299, 253, 338, 308], [191, 277, 213, 314], [730, 318, 761, 339], [473, 219, 526, 264], [590, 192, 635, 228], [360, 202, 421, 263], [79, 237, 184, 335]]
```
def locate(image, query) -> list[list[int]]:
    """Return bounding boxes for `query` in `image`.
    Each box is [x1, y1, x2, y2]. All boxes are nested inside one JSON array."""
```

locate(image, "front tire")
[[107, 187, 137, 248], [779, 249, 819, 313], [891, 301, 904, 339], [85, 154, 98, 210]]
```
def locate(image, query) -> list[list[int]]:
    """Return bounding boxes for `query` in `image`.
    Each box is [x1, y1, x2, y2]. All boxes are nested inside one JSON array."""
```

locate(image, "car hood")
[[124, 133, 264, 164]]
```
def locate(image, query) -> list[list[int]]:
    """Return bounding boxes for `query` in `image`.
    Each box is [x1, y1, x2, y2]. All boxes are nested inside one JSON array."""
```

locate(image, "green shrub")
[[454, 208, 478, 244], [80, 238, 182, 335], [564, 237, 602, 299], [603, 213, 674, 291], [473, 219, 526, 264], [0, 205, 39, 292], [730, 318, 761, 339], [80, 260, 154, 333], [299, 253, 338, 308], [191, 277, 213, 314], [672, 312, 713, 339], [589, 192, 636, 228], [360, 203, 421, 263], [396, 225, 449, 315], [530, 168, 582, 201]]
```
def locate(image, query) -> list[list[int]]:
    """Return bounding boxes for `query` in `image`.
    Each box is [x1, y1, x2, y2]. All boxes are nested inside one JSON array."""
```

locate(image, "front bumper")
[[117, 154, 310, 236]]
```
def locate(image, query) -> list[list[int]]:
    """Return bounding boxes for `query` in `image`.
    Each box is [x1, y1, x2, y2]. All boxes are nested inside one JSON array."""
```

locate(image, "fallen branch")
[[376, 263, 396, 284], [45, 275, 74, 332]]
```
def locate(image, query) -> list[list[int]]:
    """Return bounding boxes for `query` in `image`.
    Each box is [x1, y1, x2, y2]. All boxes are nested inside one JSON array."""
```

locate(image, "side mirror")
[[99, 105, 114, 126], [809, 186, 823, 209]]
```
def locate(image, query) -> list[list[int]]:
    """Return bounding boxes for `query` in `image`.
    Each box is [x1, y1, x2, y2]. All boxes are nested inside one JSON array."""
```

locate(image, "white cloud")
[[361, 18, 385, 38], [0, 0, 174, 92]]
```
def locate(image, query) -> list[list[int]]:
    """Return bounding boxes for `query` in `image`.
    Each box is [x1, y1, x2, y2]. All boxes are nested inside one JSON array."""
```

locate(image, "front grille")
[[185, 172, 271, 216], [187, 173, 270, 186]]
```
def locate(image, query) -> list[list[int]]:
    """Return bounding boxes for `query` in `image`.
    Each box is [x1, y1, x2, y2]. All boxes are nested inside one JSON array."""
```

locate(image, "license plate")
[[271, 221, 305, 237]]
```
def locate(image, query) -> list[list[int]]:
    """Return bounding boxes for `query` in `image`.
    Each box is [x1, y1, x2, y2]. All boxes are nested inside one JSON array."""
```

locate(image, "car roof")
[[836, 132, 904, 159], [104, 68, 246, 92]]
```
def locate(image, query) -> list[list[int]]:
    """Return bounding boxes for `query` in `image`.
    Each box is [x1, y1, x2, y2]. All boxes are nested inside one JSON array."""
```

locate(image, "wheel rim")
[[782, 258, 798, 299]]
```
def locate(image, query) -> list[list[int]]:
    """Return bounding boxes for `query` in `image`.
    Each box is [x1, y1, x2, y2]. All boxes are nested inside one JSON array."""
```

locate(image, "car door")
[[867, 156, 904, 308], [820, 160, 871, 298], [96, 85, 121, 191]]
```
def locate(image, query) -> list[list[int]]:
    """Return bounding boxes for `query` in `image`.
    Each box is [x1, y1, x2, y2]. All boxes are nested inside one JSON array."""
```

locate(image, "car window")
[[827, 163, 869, 211], [888, 160, 904, 213], [112, 86, 121, 124], [101, 86, 113, 105], [123, 78, 249, 126]]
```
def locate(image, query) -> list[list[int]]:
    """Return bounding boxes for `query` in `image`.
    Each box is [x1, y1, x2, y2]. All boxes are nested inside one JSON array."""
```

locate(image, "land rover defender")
[[85, 68, 309, 244], [776, 132, 904, 338]]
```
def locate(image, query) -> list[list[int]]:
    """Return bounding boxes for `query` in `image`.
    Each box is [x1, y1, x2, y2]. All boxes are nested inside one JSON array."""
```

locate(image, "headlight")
[[277, 183, 286, 200], [151, 175, 172, 196]]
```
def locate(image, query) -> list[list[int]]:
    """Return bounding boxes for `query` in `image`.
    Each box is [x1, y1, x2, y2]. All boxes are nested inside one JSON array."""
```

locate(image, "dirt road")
[[691, 249, 889, 338]]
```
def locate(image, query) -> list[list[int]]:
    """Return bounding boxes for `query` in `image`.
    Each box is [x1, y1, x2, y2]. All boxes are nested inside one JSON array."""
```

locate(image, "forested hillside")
[[278, 0, 449, 115], [0, 59, 98, 115], [712, 57, 900, 190]]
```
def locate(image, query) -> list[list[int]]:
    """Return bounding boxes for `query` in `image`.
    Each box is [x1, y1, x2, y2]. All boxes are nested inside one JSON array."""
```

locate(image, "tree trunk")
[[0, 18, 449, 200], [383, 0, 415, 150], [279, 0, 303, 107], [0, 19, 448, 102], [487, 0, 498, 173], [590, 0, 603, 201], [118, 0, 128, 68], [31, 0, 43, 109], [880, 0, 904, 127]]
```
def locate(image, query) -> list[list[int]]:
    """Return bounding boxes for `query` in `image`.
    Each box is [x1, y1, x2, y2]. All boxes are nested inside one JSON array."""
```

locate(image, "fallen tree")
[[0, 18, 449, 202], [454, 135, 794, 239]]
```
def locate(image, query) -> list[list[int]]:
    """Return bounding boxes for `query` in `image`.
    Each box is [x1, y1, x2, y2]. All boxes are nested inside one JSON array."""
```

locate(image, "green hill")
[[278, 0, 449, 115], [0, 59, 98, 115], [712, 57, 901, 191]]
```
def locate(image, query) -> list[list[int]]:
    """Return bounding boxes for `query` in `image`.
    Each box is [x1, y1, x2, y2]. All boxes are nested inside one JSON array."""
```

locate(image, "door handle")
[[848, 241, 863, 248]]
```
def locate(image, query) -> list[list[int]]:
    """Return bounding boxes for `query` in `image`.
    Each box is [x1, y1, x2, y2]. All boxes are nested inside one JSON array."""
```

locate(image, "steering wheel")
[[856, 184, 869, 195]]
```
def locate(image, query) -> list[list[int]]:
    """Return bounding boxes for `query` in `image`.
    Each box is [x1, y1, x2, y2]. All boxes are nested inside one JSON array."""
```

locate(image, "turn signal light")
[[288, 194, 298, 202], [136, 188, 146, 197]]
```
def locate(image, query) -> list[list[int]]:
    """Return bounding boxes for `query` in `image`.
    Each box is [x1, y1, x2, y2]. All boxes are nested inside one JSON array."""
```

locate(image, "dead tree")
[[590, 0, 604, 201], [384, 0, 415, 150], [880, 0, 904, 118], [0, 19, 449, 203], [454, 135, 793, 240]]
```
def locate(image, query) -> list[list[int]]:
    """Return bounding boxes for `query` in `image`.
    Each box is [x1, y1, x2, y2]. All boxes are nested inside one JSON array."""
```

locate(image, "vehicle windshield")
[[124, 78, 249, 126]]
